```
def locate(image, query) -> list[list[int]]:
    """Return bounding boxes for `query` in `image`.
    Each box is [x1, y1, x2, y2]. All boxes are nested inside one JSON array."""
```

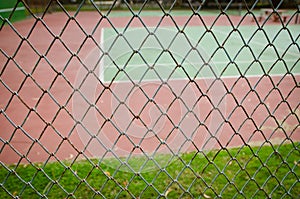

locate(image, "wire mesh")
[[0, 0, 299, 198]]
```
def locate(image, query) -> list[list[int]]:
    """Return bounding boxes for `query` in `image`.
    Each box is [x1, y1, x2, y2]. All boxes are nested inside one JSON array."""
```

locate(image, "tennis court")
[[99, 25, 300, 82], [73, 21, 300, 160], [1, 10, 299, 163]]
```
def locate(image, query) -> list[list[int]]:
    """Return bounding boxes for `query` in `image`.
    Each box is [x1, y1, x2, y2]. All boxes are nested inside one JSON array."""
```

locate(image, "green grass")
[[0, 142, 299, 198], [0, 0, 26, 26]]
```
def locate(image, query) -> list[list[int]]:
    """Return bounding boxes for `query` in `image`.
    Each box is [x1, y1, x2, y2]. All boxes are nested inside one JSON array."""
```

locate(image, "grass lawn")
[[0, 142, 299, 198]]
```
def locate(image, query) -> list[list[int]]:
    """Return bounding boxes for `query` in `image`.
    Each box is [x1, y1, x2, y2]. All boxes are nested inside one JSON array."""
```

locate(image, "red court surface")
[[0, 12, 299, 164]]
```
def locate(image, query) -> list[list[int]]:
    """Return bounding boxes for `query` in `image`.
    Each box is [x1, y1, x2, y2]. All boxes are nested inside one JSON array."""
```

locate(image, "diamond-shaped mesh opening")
[[0, 0, 299, 198]]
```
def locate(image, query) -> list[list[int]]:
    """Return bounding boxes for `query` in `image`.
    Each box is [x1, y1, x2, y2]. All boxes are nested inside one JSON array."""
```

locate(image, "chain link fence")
[[0, 0, 299, 198]]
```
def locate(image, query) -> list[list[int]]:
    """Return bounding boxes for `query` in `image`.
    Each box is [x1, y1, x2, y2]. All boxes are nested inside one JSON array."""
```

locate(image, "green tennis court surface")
[[99, 25, 300, 82]]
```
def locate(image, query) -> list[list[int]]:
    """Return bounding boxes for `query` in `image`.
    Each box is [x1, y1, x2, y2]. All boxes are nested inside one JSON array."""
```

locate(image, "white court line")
[[0, 7, 25, 13], [99, 28, 104, 82], [215, 73, 300, 80], [102, 73, 300, 84], [103, 58, 298, 68]]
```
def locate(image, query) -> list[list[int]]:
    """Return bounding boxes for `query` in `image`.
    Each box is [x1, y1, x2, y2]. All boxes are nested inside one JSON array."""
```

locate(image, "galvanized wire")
[[0, 0, 299, 198]]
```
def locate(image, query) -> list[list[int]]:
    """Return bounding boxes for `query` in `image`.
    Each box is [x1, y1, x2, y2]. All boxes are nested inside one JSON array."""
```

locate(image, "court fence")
[[0, 0, 299, 198]]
